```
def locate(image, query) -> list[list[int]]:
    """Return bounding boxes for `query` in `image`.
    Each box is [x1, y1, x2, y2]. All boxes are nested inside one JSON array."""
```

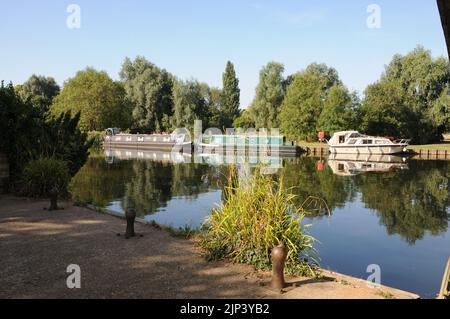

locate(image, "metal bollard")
[[271, 246, 288, 290], [125, 208, 136, 239]]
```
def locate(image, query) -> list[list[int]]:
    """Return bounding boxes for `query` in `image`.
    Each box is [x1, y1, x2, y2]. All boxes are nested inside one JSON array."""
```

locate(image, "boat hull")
[[329, 145, 407, 155], [196, 144, 301, 156]]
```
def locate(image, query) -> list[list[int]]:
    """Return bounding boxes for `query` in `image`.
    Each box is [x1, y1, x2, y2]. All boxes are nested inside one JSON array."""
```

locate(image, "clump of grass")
[[163, 224, 197, 239], [148, 220, 197, 239], [376, 291, 396, 299], [200, 167, 319, 277]]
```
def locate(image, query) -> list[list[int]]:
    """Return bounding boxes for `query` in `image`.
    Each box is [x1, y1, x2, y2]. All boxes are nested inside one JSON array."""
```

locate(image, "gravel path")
[[0, 196, 419, 299]]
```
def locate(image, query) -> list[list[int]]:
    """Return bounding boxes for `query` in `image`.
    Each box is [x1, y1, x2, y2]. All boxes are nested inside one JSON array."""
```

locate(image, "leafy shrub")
[[200, 168, 319, 277], [21, 158, 70, 206]]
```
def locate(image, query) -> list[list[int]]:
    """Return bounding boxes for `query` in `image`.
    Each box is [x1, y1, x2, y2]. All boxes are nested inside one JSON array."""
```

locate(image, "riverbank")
[[297, 141, 450, 151], [0, 196, 419, 299], [296, 141, 450, 159]]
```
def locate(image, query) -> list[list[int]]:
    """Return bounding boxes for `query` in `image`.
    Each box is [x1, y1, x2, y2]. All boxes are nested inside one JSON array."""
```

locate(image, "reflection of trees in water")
[[71, 155, 450, 243], [280, 157, 357, 217], [123, 161, 174, 216], [71, 157, 222, 217], [354, 161, 450, 244], [123, 161, 221, 216], [281, 157, 450, 244], [70, 156, 134, 206]]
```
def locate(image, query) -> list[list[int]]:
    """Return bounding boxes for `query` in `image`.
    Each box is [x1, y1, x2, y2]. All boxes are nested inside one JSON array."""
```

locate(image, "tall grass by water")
[[200, 167, 319, 277]]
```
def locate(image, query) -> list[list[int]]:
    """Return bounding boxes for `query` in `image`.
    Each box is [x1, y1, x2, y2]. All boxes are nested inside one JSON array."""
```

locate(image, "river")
[[70, 150, 450, 298]]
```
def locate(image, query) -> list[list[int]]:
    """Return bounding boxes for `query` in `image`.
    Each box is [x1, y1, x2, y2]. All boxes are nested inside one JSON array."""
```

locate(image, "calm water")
[[71, 150, 450, 298]]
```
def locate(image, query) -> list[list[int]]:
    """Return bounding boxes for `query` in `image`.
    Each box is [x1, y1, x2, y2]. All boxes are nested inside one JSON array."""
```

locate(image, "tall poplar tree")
[[221, 61, 240, 129]]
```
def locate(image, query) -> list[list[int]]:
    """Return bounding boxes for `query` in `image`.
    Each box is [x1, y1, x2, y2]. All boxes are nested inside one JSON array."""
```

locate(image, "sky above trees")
[[1, 0, 447, 107]]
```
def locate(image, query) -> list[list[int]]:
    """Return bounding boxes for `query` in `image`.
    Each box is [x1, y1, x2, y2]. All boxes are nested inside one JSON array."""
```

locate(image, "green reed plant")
[[200, 167, 319, 277]]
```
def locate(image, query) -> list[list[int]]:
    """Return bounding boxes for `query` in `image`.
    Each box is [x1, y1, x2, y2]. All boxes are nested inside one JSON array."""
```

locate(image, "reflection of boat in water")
[[328, 153, 409, 176], [198, 134, 301, 156], [195, 153, 287, 174], [104, 148, 191, 164], [328, 131, 410, 155]]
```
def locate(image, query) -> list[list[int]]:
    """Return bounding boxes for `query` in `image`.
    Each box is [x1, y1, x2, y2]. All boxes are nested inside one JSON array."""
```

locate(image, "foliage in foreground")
[[0, 83, 91, 185], [21, 158, 70, 209], [200, 168, 319, 277]]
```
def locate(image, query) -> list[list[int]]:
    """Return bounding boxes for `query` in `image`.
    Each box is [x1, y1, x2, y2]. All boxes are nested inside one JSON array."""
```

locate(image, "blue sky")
[[0, 0, 447, 108]]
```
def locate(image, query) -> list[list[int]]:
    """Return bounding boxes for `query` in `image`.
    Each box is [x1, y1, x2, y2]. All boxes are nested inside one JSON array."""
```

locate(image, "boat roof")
[[332, 131, 361, 136]]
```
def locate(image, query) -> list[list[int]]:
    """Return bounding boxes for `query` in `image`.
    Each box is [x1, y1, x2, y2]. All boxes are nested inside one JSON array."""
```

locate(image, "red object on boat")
[[318, 131, 325, 141]]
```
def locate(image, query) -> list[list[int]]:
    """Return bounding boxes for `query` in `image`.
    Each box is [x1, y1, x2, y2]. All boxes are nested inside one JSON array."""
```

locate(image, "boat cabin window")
[[338, 164, 345, 171], [347, 139, 357, 145], [339, 136, 346, 143], [362, 139, 373, 145], [349, 133, 363, 138]]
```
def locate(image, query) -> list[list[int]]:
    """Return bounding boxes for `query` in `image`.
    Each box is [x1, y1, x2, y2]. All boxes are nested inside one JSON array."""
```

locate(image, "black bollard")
[[125, 208, 136, 239], [271, 246, 288, 290], [48, 186, 60, 211]]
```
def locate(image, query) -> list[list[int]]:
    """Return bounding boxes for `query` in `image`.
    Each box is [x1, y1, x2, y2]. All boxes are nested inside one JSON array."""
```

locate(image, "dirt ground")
[[0, 196, 419, 299]]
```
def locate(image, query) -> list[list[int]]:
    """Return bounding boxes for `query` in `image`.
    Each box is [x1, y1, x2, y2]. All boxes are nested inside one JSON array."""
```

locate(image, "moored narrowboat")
[[103, 128, 192, 152]]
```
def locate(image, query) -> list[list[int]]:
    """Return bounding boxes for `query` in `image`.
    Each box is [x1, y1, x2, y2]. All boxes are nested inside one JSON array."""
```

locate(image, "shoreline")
[[0, 195, 421, 299]]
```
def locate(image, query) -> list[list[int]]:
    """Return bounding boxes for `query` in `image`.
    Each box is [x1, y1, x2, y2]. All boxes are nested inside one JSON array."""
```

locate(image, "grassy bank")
[[295, 141, 450, 152], [407, 143, 450, 152]]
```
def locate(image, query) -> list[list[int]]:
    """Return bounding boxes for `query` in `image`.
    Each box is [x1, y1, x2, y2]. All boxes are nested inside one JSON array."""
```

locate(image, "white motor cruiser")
[[327, 131, 410, 155]]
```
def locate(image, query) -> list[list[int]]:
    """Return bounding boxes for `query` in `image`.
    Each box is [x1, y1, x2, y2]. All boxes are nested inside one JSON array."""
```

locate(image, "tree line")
[[10, 46, 450, 144]]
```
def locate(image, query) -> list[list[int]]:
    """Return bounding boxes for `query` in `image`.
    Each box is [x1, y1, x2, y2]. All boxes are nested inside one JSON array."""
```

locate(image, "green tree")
[[172, 79, 210, 132], [40, 112, 92, 176], [279, 63, 346, 141], [16, 75, 60, 115], [279, 72, 324, 141], [361, 80, 412, 139], [120, 57, 174, 133], [249, 62, 285, 128], [0, 82, 42, 179], [317, 85, 360, 136], [305, 63, 342, 93], [0, 83, 90, 190], [221, 61, 240, 128], [51, 68, 131, 131], [428, 88, 450, 133], [361, 46, 450, 143], [200, 84, 224, 129], [233, 109, 255, 129]]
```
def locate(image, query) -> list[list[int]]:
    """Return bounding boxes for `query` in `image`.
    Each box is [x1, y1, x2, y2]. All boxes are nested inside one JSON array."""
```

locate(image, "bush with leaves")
[[0, 83, 91, 191], [200, 168, 319, 277], [21, 158, 70, 210]]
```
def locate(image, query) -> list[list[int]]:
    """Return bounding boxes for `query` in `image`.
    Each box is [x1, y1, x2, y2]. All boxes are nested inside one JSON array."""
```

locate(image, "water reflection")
[[71, 151, 450, 244], [327, 153, 408, 176], [354, 160, 450, 244]]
